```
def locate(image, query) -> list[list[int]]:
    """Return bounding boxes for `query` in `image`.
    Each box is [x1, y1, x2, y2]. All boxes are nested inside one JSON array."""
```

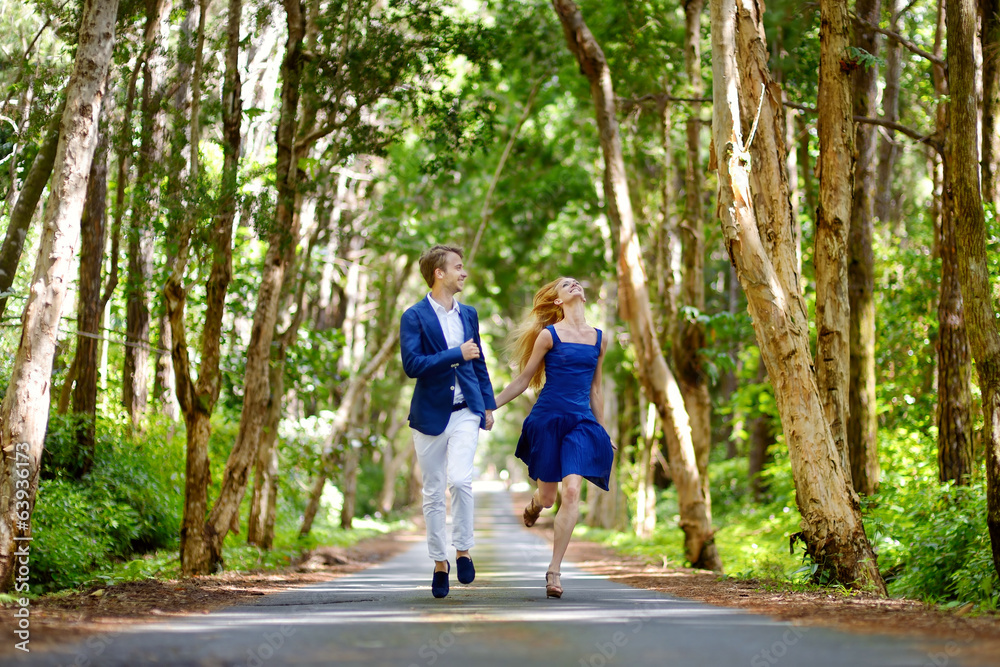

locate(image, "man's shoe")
[[456, 556, 475, 584], [431, 563, 450, 598]]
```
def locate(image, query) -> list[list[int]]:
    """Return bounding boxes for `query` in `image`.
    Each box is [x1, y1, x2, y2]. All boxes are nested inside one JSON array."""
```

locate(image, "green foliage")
[[865, 427, 998, 610], [30, 415, 183, 592]]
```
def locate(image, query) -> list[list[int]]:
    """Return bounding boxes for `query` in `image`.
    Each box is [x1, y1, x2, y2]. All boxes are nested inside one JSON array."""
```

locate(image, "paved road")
[[15, 483, 964, 666]]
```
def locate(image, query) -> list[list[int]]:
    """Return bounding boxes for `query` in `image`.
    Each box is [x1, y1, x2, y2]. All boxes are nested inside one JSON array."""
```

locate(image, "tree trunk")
[[0, 0, 120, 590], [71, 95, 114, 470], [635, 400, 657, 538], [0, 106, 63, 323], [123, 0, 171, 428], [748, 364, 775, 502], [982, 0, 1000, 207], [936, 0, 976, 486], [876, 0, 905, 228], [677, 0, 713, 516], [848, 0, 881, 495], [949, 0, 1000, 581], [552, 0, 721, 572], [247, 360, 283, 548], [815, 0, 855, 479], [339, 441, 361, 530], [710, 0, 885, 593], [175, 0, 243, 576]]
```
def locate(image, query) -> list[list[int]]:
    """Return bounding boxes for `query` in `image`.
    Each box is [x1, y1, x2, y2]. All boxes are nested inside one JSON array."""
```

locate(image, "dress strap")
[[547, 324, 561, 344], [595, 328, 602, 348]]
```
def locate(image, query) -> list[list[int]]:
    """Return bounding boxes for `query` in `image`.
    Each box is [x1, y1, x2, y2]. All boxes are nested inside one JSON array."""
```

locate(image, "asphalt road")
[[14, 483, 964, 667]]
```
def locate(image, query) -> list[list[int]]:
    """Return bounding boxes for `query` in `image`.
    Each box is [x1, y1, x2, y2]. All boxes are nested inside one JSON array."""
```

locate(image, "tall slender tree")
[[709, 0, 885, 592], [0, 0, 120, 589], [676, 0, 713, 514], [551, 0, 722, 571], [174, 0, 244, 576], [816, 0, 855, 478], [848, 0, 881, 495], [950, 0, 1000, 578], [936, 0, 975, 485]]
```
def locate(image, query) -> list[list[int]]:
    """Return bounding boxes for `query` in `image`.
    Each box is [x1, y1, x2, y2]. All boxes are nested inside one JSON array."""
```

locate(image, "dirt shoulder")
[[0, 530, 422, 656], [524, 505, 1000, 667]]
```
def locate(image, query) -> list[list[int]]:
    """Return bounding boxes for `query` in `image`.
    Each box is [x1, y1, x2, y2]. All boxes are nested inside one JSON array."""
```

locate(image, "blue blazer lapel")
[[417, 298, 448, 350]]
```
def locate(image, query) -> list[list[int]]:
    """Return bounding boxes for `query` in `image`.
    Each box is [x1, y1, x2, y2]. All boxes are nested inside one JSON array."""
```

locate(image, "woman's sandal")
[[545, 571, 563, 599], [523, 495, 543, 527]]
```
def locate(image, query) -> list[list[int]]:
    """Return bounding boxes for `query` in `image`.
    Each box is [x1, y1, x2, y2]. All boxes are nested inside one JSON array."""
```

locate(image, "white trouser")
[[412, 408, 480, 561]]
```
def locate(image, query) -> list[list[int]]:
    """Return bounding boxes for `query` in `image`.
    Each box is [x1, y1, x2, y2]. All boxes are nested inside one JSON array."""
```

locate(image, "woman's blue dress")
[[514, 325, 614, 491]]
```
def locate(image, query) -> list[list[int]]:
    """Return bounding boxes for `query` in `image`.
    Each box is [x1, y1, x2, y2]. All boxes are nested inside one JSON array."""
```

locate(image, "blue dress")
[[514, 325, 614, 491]]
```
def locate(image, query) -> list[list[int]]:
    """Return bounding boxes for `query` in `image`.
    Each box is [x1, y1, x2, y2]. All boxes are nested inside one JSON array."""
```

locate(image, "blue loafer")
[[431, 563, 450, 598], [456, 556, 475, 584]]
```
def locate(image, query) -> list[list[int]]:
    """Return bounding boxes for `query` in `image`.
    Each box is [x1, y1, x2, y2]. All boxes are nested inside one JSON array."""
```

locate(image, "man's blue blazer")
[[400, 297, 497, 436]]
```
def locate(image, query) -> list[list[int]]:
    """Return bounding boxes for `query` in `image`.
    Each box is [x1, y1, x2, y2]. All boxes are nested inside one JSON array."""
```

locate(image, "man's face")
[[436, 252, 467, 293]]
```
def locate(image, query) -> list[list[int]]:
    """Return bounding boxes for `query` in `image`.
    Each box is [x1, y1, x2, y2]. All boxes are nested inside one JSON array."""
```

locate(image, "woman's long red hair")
[[508, 278, 565, 391]]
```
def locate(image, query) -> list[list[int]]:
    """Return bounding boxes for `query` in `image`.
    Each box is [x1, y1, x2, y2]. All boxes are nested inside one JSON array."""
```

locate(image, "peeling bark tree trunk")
[[949, 0, 1000, 580], [815, 0, 854, 479], [0, 106, 63, 323], [848, 0, 881, 495], [0, 0, 120, 590], [176, 0, 244, 576], [552, 0, 721, 571], [188, 0, 305, 574], [937, 0, 975, 485], [71, 96, 113, 471], [982, 0, 1000, 207], [123, 0, 170, 427], [710, 0, 885, 593], [677, 0, 713, 516]]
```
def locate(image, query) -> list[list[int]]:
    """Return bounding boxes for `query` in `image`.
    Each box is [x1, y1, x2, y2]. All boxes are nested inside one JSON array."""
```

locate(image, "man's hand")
[[460, 339, 480, 361], [484, 410, 494, 431]]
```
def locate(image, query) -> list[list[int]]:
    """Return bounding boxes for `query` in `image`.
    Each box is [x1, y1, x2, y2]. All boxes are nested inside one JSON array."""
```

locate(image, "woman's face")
[[554, 277, 585, 305]]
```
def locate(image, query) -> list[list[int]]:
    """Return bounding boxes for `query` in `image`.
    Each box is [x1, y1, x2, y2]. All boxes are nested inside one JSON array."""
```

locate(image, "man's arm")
[[400, 309, 465, 379], [470, 310, 497, 411]]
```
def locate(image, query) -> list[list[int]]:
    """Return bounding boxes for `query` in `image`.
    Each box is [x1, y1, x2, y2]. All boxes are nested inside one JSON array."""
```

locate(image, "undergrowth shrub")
[[31, 413, 184, 591]]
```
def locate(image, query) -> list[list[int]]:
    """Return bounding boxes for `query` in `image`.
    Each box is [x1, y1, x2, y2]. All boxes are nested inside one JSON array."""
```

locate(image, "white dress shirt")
[[427, 293, 466, 404]]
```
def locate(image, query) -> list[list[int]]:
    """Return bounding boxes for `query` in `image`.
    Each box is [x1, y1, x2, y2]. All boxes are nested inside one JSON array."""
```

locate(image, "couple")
[[399, 244, 614, 600]]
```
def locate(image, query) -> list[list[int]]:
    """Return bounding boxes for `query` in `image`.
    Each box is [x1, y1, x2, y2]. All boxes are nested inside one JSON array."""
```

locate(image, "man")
[[400, 244, 496, 599]]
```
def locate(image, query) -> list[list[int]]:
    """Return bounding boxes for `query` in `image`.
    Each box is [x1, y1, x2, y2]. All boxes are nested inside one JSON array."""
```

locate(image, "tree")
[[551, 0, 722, 571], [848, 0, 881, 495], [0, 0, 120, 589], [815, 0, 854, 478], [949, 0, 1000, 579], [173, 0, 245, 576], [709, 0, 885, 592], [935, 0, 974, 485], [676, 0, 713, 515]]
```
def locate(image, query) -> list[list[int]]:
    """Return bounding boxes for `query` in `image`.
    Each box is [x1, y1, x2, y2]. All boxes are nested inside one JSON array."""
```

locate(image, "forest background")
[[0, 0, 997, 612]]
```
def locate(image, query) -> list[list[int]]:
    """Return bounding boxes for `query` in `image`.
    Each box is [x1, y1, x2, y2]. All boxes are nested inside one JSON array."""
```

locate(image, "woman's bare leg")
[[548, 474, 583, 574]]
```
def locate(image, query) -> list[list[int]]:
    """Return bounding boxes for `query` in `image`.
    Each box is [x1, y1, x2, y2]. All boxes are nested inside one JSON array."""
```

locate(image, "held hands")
[[460, 338, 480, 361], [484, 410, 494, 431]]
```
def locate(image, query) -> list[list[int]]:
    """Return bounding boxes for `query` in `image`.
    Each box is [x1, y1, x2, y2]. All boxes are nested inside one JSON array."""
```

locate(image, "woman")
[[495, 277, 614, 598]]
